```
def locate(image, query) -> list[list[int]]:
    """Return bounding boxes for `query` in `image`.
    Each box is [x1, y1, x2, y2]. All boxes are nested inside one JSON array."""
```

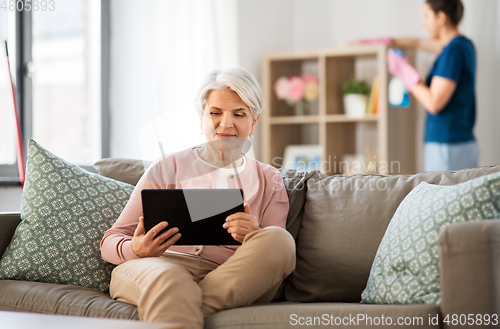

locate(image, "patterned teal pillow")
[[0, 139, 134, 293], [361, 172, 500, 304]]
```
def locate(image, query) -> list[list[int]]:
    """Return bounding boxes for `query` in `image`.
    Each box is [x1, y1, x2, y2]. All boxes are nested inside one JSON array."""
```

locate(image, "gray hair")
[[195, 68, 264, 121]]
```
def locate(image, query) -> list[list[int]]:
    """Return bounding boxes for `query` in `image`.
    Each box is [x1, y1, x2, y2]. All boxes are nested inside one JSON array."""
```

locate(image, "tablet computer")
[[141, 189, 244, 245]]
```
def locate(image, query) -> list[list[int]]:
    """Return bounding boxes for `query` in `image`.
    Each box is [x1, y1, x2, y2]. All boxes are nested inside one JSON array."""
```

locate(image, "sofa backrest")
[[285, 164, 500, 303], [93, 158, 152, 186]]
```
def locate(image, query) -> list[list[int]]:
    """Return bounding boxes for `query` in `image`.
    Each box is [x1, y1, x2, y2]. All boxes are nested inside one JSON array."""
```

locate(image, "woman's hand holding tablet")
[[222, 203, 260, 243], [131, 216, 182, 257]]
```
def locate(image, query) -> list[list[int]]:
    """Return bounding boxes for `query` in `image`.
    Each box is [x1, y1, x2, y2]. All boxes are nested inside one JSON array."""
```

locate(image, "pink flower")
[[274, 74, 319, 104], [288, 76, 305, 102], [274, 76, 290, 100], [303, 74, 318, 84]]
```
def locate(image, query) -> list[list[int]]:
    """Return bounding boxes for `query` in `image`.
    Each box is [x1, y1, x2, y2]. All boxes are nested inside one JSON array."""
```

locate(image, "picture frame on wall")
[[282, 144, 322, 172]]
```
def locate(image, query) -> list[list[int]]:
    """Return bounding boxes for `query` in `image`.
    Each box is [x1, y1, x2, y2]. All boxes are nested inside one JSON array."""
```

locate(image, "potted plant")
[[342, 78, 371, 117]]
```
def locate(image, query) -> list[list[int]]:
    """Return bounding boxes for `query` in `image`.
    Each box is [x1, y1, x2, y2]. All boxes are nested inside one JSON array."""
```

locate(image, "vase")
[[294, 100, 308, 116], [343, 94, 368, 118]]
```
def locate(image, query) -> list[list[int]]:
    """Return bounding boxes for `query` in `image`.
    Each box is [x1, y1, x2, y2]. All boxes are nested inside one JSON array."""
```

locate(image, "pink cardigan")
[[100, 146, 289, 266]]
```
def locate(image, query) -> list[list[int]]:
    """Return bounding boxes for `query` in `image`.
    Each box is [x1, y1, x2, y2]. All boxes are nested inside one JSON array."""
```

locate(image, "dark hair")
[[426, 0, 464, 26]]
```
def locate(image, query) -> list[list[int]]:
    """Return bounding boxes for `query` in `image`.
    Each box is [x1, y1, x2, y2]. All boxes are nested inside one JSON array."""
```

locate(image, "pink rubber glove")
[[353, 37, 392, 45], [387, 49, 421, 91]]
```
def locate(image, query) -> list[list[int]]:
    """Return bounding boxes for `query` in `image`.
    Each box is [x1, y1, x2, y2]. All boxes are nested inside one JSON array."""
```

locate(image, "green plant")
[[342, 78, 371, 95]]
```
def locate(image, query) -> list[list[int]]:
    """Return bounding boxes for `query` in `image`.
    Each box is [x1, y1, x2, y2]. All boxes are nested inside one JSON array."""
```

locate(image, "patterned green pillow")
[[361, 172, 500, 304], [0, 139, 134, 293]]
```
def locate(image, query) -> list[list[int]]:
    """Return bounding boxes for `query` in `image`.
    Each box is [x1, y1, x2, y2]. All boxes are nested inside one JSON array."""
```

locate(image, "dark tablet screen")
[[141, 189, 244, 245]]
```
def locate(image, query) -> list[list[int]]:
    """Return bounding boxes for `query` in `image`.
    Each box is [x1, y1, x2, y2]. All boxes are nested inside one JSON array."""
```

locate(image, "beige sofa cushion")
[[93, 158, 151, 186], [0, 280, 138, 319], [286, 165, 500, 303]]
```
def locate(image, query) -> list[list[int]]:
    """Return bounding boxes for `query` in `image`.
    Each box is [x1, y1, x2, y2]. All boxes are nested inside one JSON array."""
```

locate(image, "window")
[[32, 0, 102, 165], [0, 0, 109, 183], [0, 10, 16, 169]]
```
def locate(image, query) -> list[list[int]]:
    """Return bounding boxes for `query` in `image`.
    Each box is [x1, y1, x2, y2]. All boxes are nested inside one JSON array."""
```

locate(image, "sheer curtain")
[[109, 0, 238, 161]]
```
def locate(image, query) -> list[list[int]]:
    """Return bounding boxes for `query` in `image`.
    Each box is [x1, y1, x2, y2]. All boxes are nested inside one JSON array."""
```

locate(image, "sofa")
[[1, 157, 500, 329]]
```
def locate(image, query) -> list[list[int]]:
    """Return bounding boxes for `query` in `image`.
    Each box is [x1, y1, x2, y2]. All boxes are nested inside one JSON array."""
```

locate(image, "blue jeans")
[[424, 140, 479, 172]]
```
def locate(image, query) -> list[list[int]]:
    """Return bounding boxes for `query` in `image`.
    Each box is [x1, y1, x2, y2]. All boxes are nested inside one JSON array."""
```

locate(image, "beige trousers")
[[109, 226, 296, 329]]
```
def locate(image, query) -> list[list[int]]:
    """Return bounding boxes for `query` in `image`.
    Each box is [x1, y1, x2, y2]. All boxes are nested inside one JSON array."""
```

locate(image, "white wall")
[[108, 0, 151, 160], [460, 0, 500, 167], [237, 0, 295, 160]]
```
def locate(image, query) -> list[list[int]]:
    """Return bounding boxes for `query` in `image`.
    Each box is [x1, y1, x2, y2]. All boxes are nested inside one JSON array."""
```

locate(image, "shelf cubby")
[[262, 44, 418, 175]]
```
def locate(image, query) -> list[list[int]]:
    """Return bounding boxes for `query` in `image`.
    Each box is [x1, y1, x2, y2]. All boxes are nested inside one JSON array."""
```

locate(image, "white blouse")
[[193, 147, 246, 188]]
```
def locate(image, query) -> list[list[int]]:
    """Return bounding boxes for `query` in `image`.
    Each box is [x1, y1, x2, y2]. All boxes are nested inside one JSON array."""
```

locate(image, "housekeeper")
[[393, 0, 479, 172], [100, 68, 295, 329], [361, 0, 478, 172]]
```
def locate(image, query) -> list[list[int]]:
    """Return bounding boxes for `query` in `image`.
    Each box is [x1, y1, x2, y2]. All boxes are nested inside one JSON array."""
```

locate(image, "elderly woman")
[[100, 68, 296, 329]]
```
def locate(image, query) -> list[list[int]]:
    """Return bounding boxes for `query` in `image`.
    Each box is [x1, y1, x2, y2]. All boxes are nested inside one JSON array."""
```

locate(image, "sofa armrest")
[[0, 213, 21, 258], [439, 219, 500, 328]]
